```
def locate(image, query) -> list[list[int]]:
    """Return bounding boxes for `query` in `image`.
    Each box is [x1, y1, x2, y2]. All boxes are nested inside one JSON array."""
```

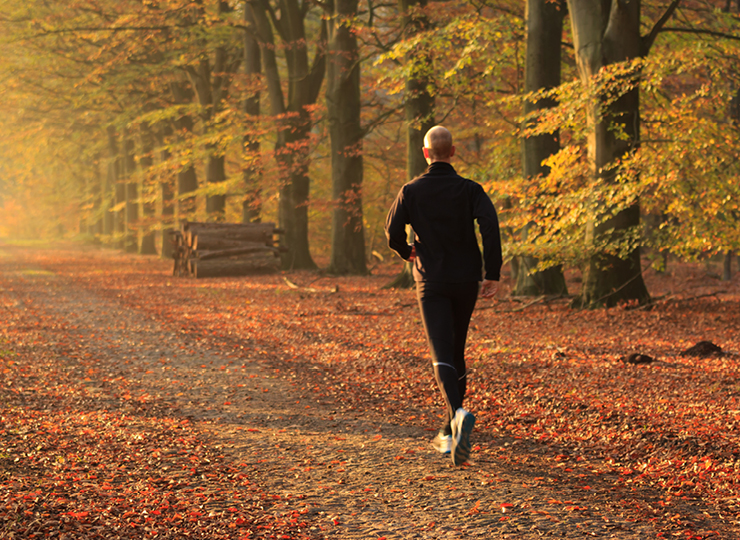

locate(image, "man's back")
[[385, 162, 502, 283]]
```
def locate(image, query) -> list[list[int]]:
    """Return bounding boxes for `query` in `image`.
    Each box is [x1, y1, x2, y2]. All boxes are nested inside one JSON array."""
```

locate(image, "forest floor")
[[1, 242, 739, 539]]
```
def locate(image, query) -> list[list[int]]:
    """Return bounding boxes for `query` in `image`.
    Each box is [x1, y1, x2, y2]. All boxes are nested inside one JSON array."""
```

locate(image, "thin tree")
[[241, 3, 262, 224], [515, 0, 568, 297]]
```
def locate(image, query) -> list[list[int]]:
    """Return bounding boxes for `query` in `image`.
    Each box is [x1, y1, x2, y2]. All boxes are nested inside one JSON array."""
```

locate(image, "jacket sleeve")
[[473, 185, 503, 281], [384, 186, 413, 260]]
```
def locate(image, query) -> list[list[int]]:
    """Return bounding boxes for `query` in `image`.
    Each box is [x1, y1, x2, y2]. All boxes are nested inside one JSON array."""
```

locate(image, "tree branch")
[[10, 24, 196, 42], [641, 0, 681, 55], [658, 26, 740, 42]]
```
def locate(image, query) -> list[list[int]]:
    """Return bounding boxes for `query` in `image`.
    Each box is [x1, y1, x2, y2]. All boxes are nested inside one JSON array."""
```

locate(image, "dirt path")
[[0, 245, 732, 538]]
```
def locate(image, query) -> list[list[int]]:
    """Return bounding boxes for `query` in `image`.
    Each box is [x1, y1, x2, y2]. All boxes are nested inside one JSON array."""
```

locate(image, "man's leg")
[[451, 281, 479, 409], [416, 282, 462, 424]]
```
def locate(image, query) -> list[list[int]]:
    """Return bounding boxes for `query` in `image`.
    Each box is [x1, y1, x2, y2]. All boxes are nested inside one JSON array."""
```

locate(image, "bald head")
[[423, 125, 455, 164]]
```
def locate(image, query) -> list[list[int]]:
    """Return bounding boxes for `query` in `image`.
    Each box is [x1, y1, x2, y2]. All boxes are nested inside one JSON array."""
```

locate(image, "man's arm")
[[473, 185, 503, 281], [384, 187, 413, 260]]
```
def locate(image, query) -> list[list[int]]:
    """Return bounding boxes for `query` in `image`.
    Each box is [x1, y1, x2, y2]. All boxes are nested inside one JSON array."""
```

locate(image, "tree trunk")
[[327, 0, 367, 275], [158, 125, 176, 259], [385, 0, 434, 289], [723, 250, 734, 281], [567, 0, 650, 308], [185, 2, 241, 222], [139, 128, 157, 255], [123, 136, 138, 253], [514, 0, 567, 297], [248, 0, 326, 270], [88, 154, 103, 237], [110, 129, 126, 248], [102, 130, 116, 237], [242, 3, 262, 224], [170, 81, 199, 222]]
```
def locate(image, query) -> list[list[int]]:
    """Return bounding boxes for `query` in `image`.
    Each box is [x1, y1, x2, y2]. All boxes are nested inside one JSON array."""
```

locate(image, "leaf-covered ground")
[[1, 243, 739, 539]]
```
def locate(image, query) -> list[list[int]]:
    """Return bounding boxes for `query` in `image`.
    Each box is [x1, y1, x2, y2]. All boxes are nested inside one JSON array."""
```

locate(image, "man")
[[385, 125, 502, 466]]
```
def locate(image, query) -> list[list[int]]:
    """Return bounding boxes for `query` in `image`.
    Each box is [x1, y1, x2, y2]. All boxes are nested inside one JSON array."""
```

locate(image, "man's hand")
[[407, 244, 416, 262], [480, 279, 499, 299]]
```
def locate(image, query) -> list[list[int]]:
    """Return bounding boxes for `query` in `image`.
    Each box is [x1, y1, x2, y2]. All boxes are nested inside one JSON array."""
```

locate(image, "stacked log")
[[170, 221, 283, 278]]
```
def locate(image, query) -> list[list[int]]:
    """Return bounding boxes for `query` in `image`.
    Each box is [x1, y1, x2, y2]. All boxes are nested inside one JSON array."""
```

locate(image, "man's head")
[[423, 125, 455, 164]]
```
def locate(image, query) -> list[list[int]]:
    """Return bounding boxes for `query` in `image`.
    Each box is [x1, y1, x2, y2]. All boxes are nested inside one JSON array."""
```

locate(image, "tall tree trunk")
[[123, 136, 138, 253], [248, 0, 326, 270], [170, 81, 199, 221], [278, 115, 316, 269], [515, 0, 568, 296], [139, 128, 157, 255], [158, 125, 176, 259], [185, 1, 241, 222], [89, 154, 103, 237], [327, 0, 366, 275], [242, 4, 262, 224], [102, 134, 116, 238], [110, 128, 126, 248], [567, 0, 651, 308], [385, 0, 435, 288]]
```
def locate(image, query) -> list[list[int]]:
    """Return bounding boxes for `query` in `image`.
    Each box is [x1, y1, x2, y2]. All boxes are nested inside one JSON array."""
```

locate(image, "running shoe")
[[431, 432, 452, 454], [450, 407, 475, 466]]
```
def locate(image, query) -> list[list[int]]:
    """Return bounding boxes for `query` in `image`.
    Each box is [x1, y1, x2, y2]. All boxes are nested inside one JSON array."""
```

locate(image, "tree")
[[184, 1, 242, 221], [139, 126, 158, 255], [241, 3, 263, 224], [514, 0, 568, 297], [247, 0, 327, 269], [565, 0, 679, 307], [326, 0, 367, 275]]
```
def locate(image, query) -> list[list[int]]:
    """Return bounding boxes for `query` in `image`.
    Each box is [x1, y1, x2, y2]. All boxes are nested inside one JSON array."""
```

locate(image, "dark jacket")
[[385, 162, 502, 283]]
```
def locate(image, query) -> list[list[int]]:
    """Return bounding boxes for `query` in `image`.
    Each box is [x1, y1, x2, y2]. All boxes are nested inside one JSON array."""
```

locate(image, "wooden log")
[[197, 245, 280, 261], [187, 228, 273, 248], [183, 220, 276, 229], [192, 237, 267, 251], [190, 252, 279, 278], [183, 221, 276, 236]]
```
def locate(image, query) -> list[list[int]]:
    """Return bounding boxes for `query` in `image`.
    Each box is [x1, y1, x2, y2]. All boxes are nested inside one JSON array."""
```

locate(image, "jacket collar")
[[427, 161, 456, 174]]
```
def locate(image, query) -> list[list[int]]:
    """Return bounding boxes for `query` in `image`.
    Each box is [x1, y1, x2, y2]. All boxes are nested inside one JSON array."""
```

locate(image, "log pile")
[[170, 221, 283, 278]]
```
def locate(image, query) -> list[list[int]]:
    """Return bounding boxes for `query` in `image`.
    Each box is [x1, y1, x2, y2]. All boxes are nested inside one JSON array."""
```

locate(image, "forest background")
[[1, 0, 740, 307]]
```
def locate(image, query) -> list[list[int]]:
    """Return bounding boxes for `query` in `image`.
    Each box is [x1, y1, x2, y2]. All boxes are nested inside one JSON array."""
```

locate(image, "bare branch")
[[641, 0, 682, 55]]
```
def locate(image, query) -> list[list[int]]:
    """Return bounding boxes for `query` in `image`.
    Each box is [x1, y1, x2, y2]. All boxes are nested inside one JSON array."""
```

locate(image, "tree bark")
[[242, 3, 262, 224], [108, 127, 125, 246], [123, 136, 138, 253], [327, 0, 367, 275], [723, 250, 734, 281], [157, 124, 176, 259], [248, 0, 326, 270], [567, 0, 651, 308], [515, 0, 568, 297], [170, 81, 199, 221], [185, 1, 241, 221], [139, 128, 158, 255], [88, 154, 103, 237]]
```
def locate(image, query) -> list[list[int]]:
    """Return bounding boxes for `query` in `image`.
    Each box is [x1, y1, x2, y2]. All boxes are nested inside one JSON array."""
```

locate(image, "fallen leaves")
[[1, 247, 740, 537]]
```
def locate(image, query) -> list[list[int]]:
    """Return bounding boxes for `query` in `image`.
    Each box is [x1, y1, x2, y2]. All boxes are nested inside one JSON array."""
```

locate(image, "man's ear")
[[449, 145, 456, 158], [423, 147, 430, 159]]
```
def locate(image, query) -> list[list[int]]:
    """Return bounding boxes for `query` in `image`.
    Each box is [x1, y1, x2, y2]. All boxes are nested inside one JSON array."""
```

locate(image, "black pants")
[[416, 281, 479, 435]]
